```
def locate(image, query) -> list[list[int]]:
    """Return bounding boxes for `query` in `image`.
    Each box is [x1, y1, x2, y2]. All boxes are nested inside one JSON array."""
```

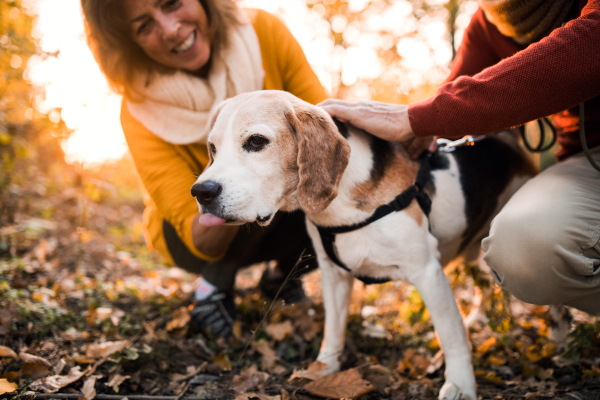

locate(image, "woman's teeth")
[[173, 31, 195, 54]]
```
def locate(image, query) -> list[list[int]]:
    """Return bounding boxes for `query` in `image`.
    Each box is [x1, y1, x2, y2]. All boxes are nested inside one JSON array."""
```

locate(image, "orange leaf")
[[213, 352, 232, 371], [304, 368, 374, 399], [166, 307, 190, 331], [0, 346, 17, 358], [476, 337, 497, 356], [0, 378, 18, 395]]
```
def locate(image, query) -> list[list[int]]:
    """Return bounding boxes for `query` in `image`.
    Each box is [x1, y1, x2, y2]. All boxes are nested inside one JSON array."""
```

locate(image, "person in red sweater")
[[321, 0, 600, 315]]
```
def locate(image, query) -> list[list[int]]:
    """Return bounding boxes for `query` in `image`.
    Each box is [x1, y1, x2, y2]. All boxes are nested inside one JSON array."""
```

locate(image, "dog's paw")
[[316, 354, 340, 375], [438, 380, 476, 400]]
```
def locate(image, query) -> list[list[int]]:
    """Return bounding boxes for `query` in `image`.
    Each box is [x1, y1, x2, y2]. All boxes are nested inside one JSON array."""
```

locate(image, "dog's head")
[[192, 91, 351, 227]]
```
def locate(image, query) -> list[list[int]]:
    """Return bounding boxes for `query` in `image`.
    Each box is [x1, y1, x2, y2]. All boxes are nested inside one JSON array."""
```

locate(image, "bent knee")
[[482, 207, 572, 305]]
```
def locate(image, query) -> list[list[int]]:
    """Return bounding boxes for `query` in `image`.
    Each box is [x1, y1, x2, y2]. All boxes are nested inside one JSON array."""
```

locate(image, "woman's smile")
[[125, 0, 211, 72]]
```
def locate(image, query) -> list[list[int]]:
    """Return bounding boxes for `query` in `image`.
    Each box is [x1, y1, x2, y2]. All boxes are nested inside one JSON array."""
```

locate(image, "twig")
[[234, 250, 310, 369]]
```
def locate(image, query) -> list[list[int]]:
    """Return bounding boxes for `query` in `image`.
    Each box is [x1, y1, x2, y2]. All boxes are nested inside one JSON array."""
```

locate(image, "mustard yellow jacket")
[[121, 9, 328, 264]]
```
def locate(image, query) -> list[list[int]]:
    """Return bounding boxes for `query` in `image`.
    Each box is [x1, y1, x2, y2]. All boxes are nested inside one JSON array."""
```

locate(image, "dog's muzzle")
[[191, 180, 222, 207]]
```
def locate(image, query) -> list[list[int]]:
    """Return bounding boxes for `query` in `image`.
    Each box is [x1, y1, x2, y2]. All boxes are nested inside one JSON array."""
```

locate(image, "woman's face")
[[125, 0, 211, 72]]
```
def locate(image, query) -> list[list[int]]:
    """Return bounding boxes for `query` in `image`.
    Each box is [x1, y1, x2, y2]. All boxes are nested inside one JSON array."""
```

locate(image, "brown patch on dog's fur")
[[351, 143, 425, 226]]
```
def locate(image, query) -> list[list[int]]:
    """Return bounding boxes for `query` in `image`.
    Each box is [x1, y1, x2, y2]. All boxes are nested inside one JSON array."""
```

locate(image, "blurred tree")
[[0, 0, 67, 225], [296, 0, 476, 103]]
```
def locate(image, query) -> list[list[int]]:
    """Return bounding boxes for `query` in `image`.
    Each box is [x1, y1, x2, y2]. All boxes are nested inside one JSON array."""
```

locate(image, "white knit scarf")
[[126, 20, 264, 145]]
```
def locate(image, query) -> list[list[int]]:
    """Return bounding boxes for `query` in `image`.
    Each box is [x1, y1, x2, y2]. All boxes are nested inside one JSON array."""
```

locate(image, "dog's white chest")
[[306, 210, 436, 283]]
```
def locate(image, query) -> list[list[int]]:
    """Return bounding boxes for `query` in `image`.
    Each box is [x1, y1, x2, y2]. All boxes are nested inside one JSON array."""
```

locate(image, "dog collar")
[[315, 153, 433, 285]]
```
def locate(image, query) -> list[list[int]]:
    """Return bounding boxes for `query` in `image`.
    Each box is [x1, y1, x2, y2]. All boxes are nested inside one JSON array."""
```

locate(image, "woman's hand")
[[319, 99, 414, 142], [192, 213, 239, 258]]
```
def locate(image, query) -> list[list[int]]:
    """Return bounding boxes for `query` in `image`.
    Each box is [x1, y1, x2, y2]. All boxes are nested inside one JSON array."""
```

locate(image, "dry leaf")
[[362, 364, 394, 392], [0, 378, 18, 395], [107, 373, 130, 393], [213, 353, 232, 371], [254, 342, 279, 371], [81, 374, 103, 400], [265, 320, 294, 341], [54, 358, 67, 375], [86, 340, 128, 358], [0, 346, 17, 358], [234, 394, 280, 400], [19, 352, 52, 367], [476, 337, 497, 356], [289, 361, 330, 381], [30, 365, 87, 393], [166, 307, 191, 331], [20, 363, 51, 380], [71, 354, 96, 364], [232, 365, 270, 393], [304, 368, 374, 399]]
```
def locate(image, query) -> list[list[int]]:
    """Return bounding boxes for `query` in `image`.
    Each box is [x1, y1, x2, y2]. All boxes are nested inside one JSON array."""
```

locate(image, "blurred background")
[[1, 3, 599, 397], [3, 0, 478, 167]]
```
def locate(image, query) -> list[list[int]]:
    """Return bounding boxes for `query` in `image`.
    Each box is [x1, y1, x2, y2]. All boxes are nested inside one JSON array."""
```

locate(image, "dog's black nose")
[[191, 181, 222, 206]]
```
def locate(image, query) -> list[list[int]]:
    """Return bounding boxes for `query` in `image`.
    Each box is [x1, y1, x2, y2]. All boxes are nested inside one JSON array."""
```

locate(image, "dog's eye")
[[244, 135, 269, 152], [209, 143, 216, 156]]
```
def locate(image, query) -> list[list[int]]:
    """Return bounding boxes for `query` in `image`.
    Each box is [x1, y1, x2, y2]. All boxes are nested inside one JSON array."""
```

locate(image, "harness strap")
[[316, 153, 434, 284]]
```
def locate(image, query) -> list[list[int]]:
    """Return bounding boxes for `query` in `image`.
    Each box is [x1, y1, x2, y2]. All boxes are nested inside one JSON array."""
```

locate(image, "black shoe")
[[189, 292, 238, 338], [259, 269, 307, 305]]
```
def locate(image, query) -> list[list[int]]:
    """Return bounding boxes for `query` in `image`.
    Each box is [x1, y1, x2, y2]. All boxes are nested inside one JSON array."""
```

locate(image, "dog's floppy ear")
[[286, 101, 351, 214]]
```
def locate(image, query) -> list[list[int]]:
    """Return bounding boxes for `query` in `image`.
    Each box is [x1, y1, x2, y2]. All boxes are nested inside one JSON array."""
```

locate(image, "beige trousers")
[[482, 146, 600, 315]]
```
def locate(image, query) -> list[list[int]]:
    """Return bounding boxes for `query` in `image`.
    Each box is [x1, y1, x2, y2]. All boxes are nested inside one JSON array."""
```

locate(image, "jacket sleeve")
[[121, 104, 221, 262], [408, 0, 600, 138]]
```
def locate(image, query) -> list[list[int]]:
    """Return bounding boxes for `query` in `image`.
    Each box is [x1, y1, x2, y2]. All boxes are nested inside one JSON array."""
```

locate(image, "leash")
[[315, 153, 434, 285]]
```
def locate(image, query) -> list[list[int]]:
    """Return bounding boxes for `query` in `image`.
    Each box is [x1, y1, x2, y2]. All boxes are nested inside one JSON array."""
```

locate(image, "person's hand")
[[403, 135, 438, 159], [319, 99, 414, 142]]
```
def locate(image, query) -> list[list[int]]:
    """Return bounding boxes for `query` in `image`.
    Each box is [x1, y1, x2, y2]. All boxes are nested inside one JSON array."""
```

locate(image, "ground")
[[0, 154, 599, 400]]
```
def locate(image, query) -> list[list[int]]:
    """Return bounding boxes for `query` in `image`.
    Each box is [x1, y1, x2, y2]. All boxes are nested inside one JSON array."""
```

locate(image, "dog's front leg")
[[410, 253, 476, 400], [316, 258, 354, 374]]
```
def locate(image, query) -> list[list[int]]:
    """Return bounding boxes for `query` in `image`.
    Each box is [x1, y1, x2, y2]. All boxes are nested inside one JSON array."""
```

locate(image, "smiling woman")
[[80, 0, 328, 337]]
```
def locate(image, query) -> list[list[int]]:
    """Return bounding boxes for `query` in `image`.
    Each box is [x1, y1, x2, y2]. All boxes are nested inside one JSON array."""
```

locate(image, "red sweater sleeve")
[[408, 0, 600, 138]]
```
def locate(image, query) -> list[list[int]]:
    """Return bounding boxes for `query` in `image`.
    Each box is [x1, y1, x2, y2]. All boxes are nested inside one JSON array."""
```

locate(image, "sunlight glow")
[[27, 0, 476, 167]]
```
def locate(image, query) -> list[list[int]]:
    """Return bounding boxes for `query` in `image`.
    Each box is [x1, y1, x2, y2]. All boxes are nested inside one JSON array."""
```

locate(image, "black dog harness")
[[315, 153, 434, 285]]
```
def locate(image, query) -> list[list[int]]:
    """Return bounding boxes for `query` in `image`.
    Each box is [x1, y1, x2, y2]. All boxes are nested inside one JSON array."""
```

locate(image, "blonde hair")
[[81, 0, 241, 97]]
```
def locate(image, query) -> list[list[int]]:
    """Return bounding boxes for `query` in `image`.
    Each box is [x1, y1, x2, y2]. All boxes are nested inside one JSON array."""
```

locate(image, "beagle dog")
[[192, 91, 535, 400]]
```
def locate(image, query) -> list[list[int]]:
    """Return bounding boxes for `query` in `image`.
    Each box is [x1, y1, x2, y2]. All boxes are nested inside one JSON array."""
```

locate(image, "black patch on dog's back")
[[370, 135, 395, 184], [453, 137, 529, 253], [332, 118, 349, 138]]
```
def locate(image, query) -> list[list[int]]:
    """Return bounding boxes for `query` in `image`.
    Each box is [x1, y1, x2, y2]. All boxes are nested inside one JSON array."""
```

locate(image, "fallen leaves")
[[234, 394, 280, 400], [304, 368, 374, 399], [20, 363, 51, 380], [232, 364, 270, 393], [19, 352, 52, 367], [30, 365, 87, 393], [0, 378, 18, 395], [86, 340, 128, 358], [166, 306, 191, 331], [265, 320, 294, 341], [0, 346, 17, 358], [107, 373, 130, 393], [213, 352, 232, 371], [290, 361, 330, 381], [81, 374, 102, 400]]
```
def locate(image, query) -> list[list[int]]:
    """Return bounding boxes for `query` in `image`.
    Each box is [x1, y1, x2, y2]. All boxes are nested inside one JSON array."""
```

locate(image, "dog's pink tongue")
[[199, 213, 226, 227]]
